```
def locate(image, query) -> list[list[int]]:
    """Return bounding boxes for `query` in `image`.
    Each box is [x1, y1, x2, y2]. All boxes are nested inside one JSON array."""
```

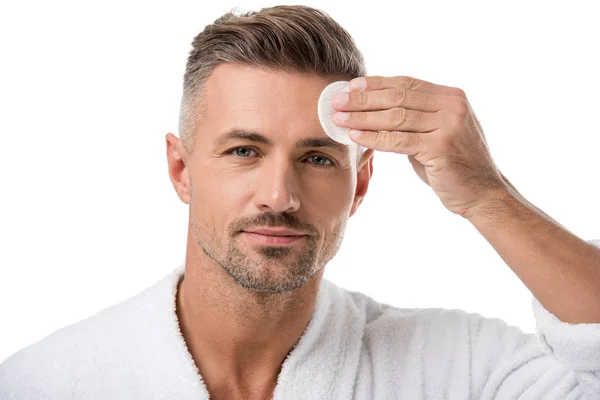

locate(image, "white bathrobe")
[[2, 245, 600, 399]]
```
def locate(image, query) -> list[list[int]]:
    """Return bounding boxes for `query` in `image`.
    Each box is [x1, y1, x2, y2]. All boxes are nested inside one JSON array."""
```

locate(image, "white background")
[[1, 0, 599, 363]]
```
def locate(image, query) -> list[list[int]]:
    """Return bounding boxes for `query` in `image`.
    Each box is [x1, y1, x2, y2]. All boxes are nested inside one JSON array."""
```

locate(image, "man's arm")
[[332, 74, 600, 397], [463, 178, 600, 398], [467, 175, 600, 324]]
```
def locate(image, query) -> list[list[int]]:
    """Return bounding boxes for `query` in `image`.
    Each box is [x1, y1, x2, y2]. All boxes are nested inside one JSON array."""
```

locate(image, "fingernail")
[[334, 112, 349, 122], [349, 77, 367, 91], [333, 92, 349, 106]]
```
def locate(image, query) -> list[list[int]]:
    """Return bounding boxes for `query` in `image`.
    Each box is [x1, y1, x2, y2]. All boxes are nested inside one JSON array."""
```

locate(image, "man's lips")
[[242, 227, 307, 245], [243, 227, 307, 236]]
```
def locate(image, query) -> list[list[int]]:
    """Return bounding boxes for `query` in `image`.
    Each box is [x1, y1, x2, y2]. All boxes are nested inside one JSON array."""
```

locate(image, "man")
[[1, 5, 599, 400]]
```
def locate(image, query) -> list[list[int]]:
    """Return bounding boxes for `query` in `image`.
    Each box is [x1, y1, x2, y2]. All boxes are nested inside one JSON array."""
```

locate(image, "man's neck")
[[175, 262, 323, 398]]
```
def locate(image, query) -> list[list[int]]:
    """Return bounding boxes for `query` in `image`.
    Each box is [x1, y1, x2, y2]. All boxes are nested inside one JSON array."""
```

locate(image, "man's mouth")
[[242, 227, 307, 246]]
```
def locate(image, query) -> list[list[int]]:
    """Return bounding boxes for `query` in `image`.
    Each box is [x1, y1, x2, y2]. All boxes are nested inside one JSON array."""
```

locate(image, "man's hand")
[[332, 75, 509, 219], [331, 76, 600, 324]]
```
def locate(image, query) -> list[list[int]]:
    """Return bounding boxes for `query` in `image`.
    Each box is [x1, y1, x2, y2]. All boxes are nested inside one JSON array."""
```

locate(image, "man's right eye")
[[229, 147, 258, 158]]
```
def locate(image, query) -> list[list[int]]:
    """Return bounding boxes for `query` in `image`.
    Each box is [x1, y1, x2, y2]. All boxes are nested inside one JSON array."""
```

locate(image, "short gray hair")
[[179, 5, 367, 159]]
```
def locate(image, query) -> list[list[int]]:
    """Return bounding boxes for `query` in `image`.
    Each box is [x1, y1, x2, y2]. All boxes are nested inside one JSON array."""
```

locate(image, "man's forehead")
[[205, 64, 342, 108], [201, 64, 358, 160]]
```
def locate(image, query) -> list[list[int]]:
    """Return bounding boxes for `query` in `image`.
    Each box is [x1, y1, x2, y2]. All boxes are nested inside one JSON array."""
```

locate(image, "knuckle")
[[451, 87, 467, 98], [393, 132, 420, 150], [353, 110, 365, 122], [400, 132, 416, 147], [381, 131, 396, 148], [392, 87, 407, 105], [373, 76, 383, 88], [447, 112, 465, 129], [357, 91, 368, 106], [453, 97, 470, 117], [390, 107, 407, 127], [398, 76, 416, 88]]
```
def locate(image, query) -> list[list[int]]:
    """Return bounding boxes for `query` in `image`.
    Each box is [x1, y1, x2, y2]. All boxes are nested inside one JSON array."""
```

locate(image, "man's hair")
[[178, 5, 367, 157]]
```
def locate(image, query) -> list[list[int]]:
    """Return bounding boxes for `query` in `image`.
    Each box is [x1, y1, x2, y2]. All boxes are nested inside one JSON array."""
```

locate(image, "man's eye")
[[227, 148, 333, 166], [307, 155, 333, 167], [230, 147, 257, 157]]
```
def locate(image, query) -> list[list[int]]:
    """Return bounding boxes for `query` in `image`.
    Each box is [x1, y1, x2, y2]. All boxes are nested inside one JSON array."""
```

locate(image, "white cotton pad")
[[317, 81, 353, 145]]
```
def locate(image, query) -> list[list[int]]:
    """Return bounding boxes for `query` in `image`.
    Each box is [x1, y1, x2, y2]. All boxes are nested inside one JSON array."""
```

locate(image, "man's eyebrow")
[[216, 129, 273, 146], [216, 128, 348, 154], [295, 137, 348, 154]]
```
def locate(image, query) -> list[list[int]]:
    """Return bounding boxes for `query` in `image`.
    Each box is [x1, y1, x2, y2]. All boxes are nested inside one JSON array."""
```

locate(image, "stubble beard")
[[221, 237, 319, 293], [191, 215, 330, 294]]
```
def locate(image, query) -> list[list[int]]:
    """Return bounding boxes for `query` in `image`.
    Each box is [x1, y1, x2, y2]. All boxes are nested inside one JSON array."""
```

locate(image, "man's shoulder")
[[0, 267, 183, 398], [331, 280, 524, 341], [330, 281, 539, 375]]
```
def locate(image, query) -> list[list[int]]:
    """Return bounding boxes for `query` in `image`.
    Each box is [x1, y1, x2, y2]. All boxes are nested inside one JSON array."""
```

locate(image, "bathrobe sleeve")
[[471, 239, 600, 399]]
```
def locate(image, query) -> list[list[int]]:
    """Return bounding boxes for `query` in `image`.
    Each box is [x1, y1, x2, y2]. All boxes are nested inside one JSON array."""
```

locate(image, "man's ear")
[[349, 149, 374, 217], [166, 132, 192, 205]]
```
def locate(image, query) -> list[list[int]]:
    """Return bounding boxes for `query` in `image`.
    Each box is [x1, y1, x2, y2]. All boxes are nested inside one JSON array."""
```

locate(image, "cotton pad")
[[318, 81, 353, 145]]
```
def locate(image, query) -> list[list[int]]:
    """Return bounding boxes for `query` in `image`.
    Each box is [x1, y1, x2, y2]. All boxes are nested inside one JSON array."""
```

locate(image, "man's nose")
[[253, 158, 300, 214]]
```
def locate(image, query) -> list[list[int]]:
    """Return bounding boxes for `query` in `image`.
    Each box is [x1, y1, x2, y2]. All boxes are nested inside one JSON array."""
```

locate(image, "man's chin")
[[228, 261, 310, 294], [255, 245, 295, 259]]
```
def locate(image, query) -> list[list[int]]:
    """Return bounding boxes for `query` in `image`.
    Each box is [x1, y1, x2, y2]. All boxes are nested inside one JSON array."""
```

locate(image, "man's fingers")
[[349, 75, 466, 98], [349, 129, 424, 155], [333, 88, 457, 113], [334, 108, 442, 132]]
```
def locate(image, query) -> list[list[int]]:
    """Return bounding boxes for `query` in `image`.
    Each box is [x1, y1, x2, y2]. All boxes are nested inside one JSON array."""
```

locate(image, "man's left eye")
[[307, 155, 333, 166], [231, 147, 257, 157]]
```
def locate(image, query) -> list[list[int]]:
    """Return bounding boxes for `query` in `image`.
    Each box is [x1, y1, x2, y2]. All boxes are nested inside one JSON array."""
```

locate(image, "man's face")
[[182, 64, 371, 294]]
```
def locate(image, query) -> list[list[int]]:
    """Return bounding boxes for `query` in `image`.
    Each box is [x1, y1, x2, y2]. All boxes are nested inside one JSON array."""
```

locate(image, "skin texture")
[[165, 64, 374, 400]]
